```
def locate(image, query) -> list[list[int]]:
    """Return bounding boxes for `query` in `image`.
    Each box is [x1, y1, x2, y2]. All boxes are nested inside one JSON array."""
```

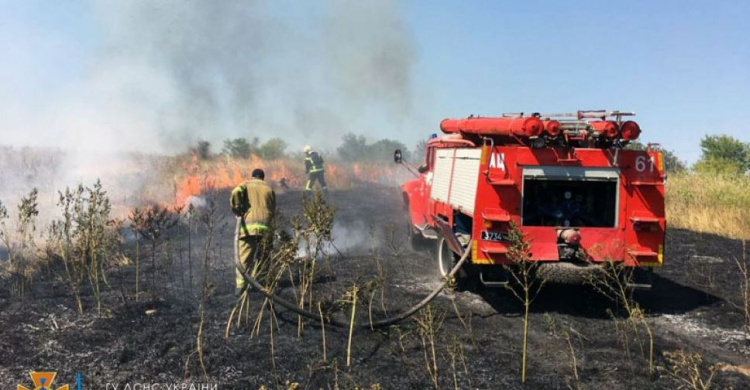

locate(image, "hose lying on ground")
[[234, 217, 471, 329]]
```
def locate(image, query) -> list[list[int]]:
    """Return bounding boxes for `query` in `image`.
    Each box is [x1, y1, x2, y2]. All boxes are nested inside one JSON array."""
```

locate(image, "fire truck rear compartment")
[[521, 167, 619, 228]]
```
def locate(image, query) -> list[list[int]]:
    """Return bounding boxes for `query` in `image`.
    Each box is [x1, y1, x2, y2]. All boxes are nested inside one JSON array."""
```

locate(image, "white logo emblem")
[[488, 152, 506, 171]]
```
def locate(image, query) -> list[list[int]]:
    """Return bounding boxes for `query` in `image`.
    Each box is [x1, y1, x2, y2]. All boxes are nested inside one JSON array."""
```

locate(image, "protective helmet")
[[303, 145, 312, 153]]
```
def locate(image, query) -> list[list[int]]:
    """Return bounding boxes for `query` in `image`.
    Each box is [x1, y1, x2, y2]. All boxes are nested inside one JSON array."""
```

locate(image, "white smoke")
[[0, 0, 417, 154], [297, 219, 382, 260], [0, 0, 419, 219]]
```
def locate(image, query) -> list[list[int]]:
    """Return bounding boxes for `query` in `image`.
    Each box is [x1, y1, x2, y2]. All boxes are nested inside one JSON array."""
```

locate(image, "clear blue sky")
[[1, 0, 748, 163]]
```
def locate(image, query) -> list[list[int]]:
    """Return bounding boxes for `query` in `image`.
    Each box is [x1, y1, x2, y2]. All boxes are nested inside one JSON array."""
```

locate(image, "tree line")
[[191, 133, 414, 163], [192, 137, 288, 160], [188, 132, 748, 175], [628, 134, 749, 175]]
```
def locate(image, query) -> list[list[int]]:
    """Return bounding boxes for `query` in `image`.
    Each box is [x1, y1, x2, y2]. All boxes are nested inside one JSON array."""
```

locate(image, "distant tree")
[[249, 137, 260, 154], [693, 157, 746, 176], [662, 150, 687, 174], [337, 132, 409, 162], [625, 141, 686, 173], [194, 141, 211, 160], [222, 138, 252, 159], [414, 139, 428, 163], [370, 139, 409, 162], [258, 138, 287, 160], [694, 134, 749, 174], [337, 133, 368, 162]]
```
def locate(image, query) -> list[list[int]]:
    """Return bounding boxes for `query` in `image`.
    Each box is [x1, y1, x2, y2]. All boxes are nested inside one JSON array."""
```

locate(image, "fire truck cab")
[[399, 111, 665, 288]]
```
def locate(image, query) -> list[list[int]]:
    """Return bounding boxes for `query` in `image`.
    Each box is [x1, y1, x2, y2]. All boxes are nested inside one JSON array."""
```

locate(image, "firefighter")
[[303, 145, 327, 192], [230, 168, 276, 296]]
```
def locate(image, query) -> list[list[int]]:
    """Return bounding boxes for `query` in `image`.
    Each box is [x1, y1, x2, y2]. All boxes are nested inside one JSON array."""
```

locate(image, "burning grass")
[[0, 145, 405, 228], [170, 154, 403, 208]]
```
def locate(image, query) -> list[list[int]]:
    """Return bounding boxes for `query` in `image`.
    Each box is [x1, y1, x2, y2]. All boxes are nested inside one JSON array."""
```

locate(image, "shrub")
[[337, 133, 410, 162], [258, 138, 287, 160], [222, 138, 255, 159], [694, 134, 749, 174], [194, 140, 212, 160]]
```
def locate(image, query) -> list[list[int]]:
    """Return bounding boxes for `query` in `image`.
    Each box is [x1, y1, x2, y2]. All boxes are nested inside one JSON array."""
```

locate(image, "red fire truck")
[[397, 111, 665, 288]]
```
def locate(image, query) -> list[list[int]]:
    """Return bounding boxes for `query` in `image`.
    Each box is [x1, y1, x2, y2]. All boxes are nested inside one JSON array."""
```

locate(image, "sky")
[[0, 0, 748, 164]]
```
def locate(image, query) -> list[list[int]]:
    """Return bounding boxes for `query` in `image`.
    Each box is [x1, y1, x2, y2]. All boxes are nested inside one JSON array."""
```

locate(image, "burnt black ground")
[[0, 185, 748, 389]]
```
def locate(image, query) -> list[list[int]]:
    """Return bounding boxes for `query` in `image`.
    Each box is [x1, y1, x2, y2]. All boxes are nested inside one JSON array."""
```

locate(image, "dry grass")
[[169, 154, 403, 206], [667, 173, 750, 240], [659, 349, 716, 390]]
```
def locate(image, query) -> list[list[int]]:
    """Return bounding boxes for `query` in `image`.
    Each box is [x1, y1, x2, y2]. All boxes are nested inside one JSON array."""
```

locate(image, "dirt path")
[[1, 186, 748, 389]]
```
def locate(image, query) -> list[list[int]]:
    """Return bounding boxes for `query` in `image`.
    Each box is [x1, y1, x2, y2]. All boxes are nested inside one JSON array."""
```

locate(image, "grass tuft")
[[667, 173, 750, 240]]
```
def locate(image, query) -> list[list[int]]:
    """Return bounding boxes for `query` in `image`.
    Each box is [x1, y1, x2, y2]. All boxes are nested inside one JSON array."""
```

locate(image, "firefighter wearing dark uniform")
[[230, 168, 276, 294], [303, 145, 327, 191]]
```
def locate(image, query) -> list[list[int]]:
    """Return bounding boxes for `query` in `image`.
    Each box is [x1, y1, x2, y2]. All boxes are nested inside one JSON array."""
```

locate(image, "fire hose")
[[234, 217, 471, 329]]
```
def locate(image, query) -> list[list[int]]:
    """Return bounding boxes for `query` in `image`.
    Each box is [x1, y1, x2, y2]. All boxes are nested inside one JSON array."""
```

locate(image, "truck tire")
[[437, 237, 476, 291], [536, 262, 605, 285]]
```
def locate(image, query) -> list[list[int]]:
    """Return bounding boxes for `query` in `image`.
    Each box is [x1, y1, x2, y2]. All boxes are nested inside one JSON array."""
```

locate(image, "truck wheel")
[[437, 237, 475, 291]]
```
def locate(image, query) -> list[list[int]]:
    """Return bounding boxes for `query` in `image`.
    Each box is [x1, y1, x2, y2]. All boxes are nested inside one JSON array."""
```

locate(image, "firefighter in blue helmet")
[[230, 168, 276, 296], [303, 145, 327, 192]]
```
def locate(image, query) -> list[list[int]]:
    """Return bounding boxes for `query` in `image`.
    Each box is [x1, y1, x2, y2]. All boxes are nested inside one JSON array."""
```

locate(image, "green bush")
[[222, 138, 255, 159], [194, 141, 211, 160], [337, 132, 410, 162], [693, 157, 746, 176], [694, 134, 749, 173], [258, 138, 287, 160]]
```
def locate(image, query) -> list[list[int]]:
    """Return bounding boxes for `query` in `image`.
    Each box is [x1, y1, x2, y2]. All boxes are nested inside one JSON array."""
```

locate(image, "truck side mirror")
[[417, 165, 428, 174], [394, 149, 403, 164]]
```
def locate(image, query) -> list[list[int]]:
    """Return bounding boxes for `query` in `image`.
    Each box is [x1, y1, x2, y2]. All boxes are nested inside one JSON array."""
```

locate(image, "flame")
[[174, 151, 202, 207], [172, 155, 307, 207], [172, 154, 402, 207]]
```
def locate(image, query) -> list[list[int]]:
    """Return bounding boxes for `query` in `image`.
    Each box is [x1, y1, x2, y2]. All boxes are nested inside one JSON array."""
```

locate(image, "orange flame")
[[172, 154, 402, 207]]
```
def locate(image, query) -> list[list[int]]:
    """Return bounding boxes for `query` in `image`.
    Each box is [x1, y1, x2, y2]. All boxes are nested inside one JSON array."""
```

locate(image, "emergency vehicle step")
[[416, 225, 439, 239], [481, 247, 509, 255], [627, 282, 652, 289], [628, 250, 659, 258], [631, 181, 663, 186], [482, 210, 511, 222], [480, 271, 509, 287], [629, 216, 660, 223], [627, 269, 654, 290], [488, 179, 516, 186]]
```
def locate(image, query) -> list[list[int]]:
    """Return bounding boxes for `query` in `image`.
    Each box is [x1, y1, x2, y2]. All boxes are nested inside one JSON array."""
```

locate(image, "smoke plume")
[[83, 0, 415, 153], [0, 0, 417, 217]]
